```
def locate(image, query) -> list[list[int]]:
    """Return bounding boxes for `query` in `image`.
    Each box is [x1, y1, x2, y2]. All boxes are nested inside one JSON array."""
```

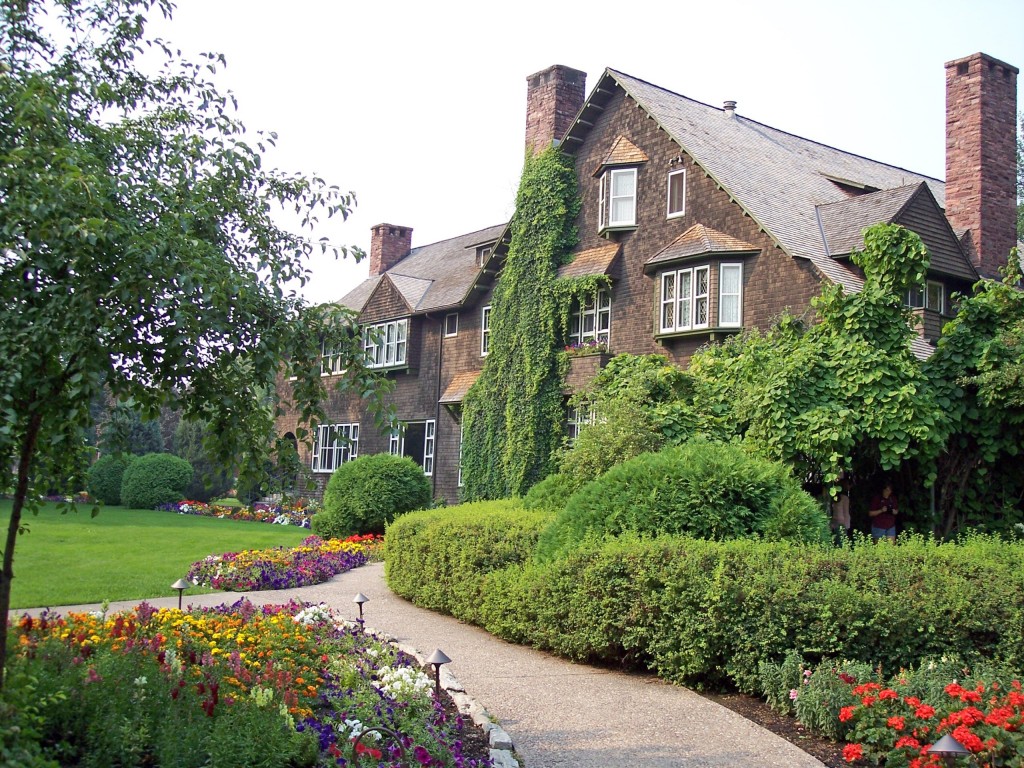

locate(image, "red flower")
[[945, 683, 966, 698], [853, 682, 881, 696], [887, 716, 906, 731], [915, 704, 936, 719], [879, 689, 899, 700], [839, 672, 857, 684], [895, 736, 921, 749], [904, 696, 922, 707], [951, 725, 984, 753], [839, 706, 856, 722], [862, 695, 877, 707], [842, 743, 864, 762]]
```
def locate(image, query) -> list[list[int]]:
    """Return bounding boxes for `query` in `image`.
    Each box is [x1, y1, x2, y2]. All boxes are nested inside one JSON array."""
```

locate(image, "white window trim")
[[599, 167, 638, 230], [567, 406, 597, 445], [388, 420, 436, 476], [444, 313, 458, 337], [667, 168, 686, 219], [311, 423, 359, 473], [569, 288, 611, 347], [363, 318, 408, 369], [718, 263, 743, 328], [926, 280, 945, 314], [481, 305, 491, 357], [457, 418, 464, 488], [321, 340, 345, 377], [660, 264, 739, 334]]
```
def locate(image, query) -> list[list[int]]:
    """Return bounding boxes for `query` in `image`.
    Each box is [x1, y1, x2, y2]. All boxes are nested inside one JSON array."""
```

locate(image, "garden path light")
[[353, 592, 369, 622], [170, 578, 189, 610], [427, 648, 451, 699], [928, 733, 971, 767]]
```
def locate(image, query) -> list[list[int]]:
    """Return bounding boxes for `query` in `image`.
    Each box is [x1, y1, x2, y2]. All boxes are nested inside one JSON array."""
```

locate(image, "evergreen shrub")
[[119, 453, 192, 510], [386, 513, 1024, 694], [537, 441, 829, 559], [384, 500, 550, 625], [521, 473, 579, 512], [86, 454, 134, 505], [312, 453, 431, 539]]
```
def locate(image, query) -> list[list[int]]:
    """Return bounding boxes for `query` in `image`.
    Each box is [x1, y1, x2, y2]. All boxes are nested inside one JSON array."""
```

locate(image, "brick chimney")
[[369, 223, 413, 276], [945, 52, 1019, 278], [525, 64, 587, 155]]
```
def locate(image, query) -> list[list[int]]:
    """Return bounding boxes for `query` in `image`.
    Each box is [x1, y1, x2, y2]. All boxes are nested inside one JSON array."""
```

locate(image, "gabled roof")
[[564, 69, 959, 294], [645, 224, 759, 271], [338, 223, 507, 315], [558, 243, 621, 279], [594, 135, 649, 173], [439, 370, 482, 404]]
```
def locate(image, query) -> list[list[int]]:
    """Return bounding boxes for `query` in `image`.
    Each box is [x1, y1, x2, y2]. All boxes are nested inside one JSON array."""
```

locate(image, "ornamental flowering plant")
[[838, 675, 1024, 766], [158, 499, 319, 528], [562, 339, 609, 357], [8, 600, 491, 767], [187, 534, 383, 592]]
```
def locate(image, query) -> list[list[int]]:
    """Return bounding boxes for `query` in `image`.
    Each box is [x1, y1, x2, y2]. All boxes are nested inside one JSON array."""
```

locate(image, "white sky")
[[146, 0, 1024, 305]]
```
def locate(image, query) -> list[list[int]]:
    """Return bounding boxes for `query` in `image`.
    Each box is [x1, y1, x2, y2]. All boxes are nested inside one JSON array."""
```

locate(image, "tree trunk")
[[0, 411, 42, 692]]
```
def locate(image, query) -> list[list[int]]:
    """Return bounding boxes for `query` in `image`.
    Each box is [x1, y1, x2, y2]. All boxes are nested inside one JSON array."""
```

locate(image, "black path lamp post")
[[929, 734, 972, 767], [426, 648, 451, 699], [171, 578, 189, 610], [353, 593, 369, 624]]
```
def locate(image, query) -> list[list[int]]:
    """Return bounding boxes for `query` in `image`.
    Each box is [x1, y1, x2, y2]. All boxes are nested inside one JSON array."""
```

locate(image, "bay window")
[[599, 168, 637, 230]]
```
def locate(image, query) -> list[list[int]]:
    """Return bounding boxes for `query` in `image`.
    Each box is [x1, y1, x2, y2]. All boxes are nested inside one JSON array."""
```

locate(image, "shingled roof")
[[566, 69, 962, 295], [339, 223, 507, 314]]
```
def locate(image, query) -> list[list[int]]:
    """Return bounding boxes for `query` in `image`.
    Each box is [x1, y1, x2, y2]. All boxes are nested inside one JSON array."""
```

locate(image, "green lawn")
[[1, 501, 310, 609]]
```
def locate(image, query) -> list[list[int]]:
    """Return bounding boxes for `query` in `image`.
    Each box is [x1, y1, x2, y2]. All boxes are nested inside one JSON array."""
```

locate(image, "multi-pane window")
[[321, 341, 345, 376], [660, 265, 709, 332], [363, 318, 408, 369], [719, 264, 743, 327], [481, 305, 491, 356], [906, 280, 946, 314], [311, 423, 358, 473], [444, 313, 458, 337], [567, 406, 597, 444], [423, 420, 435, 477], [667, 169, 686, 218], [569, 289, 611, 347], [388, 420, 435, 475], [599, 168, 637, 230]]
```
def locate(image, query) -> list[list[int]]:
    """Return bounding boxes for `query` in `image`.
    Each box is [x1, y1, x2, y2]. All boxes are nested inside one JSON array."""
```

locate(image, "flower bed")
[[187, 534, 382, 592], [159, 499, 317, 528], [9, 600, 490, 767]]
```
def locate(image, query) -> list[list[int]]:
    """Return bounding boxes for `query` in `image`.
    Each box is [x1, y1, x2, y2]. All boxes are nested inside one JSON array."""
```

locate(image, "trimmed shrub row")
[[87, 452, 193, 509], [386, 506, 1024, 693]]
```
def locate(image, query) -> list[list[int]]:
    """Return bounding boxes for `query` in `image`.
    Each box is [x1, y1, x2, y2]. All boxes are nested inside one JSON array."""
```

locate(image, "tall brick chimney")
[[369, 223, 413, 277], [525, 64, 587, 155], [945, 52, 1019, 278]]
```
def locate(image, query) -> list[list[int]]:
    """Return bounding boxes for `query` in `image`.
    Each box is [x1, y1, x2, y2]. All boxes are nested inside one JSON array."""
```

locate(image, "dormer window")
[[906, 280, 946, 315], [599, 168, 637, 230]]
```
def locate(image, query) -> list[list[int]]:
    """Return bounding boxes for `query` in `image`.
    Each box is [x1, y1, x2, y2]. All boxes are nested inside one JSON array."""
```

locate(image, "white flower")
[[133, 676, 148, 687]]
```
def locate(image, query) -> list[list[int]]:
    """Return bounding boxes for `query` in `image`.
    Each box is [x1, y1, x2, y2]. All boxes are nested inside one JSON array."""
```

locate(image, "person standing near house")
[[868, 480, 898, 541]]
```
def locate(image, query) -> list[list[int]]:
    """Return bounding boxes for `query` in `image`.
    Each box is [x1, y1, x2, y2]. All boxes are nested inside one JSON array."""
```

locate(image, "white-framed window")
[[481, 305, 491, 356], [660, 265, 710, 332], [311, 423, 359, 473], [363, 318, 408, 369], [388, 420, 435, 475], [567, 406, 597, 444], [444, 313, 458, 337], [599, 167, 637, 230], [719, 264, 743, 327], [569, 289, 611, 347], [906, 280, 946, 314], [667, 169, 686, 218], [321, 341, 345, 376]]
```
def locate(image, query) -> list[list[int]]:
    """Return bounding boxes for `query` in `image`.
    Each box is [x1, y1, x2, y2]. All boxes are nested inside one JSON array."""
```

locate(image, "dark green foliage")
[[85, 455, 134, 505], [173, 418, 232, 503], [537, 442, 830, 559], [461, 147, 580, 499], [119, 453, 193, 510], [558, 400, 664, 485], [99, 403, 164, 457], [521, 473, 579, 512], [312, 454, 431, 538], [386, 510, 1024, 694]]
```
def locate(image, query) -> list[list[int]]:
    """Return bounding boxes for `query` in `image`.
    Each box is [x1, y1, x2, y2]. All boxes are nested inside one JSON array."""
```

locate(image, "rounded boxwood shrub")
[[120, 453, 193, 510], [537, 441, 828, 559], [312, 453, 432, 538], [86, 454, 134, 505]]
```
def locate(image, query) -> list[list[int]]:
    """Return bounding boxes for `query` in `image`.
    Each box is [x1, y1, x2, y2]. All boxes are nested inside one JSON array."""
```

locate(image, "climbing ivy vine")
[[460, 147, 582, 499]]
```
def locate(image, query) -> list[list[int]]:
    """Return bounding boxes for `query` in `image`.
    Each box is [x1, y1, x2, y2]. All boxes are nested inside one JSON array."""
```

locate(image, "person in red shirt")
[[868, 481, 898, 541]]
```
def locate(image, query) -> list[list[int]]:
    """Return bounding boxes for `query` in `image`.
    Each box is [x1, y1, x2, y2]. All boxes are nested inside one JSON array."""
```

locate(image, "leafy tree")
[[0, 0, 384, 690], [683, 224, 948, 522], [925, 253, 1024, 534], [172, 417, 232, 502], [99, 401, 164, 456]]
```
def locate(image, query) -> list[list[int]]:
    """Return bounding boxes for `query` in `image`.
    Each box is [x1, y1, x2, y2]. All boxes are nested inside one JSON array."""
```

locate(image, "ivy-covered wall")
[[460, 148, 581, 499]]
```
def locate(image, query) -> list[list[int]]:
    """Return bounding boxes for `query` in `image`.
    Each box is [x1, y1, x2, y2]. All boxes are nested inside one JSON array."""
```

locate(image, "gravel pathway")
[[22, 563, 825, 768]]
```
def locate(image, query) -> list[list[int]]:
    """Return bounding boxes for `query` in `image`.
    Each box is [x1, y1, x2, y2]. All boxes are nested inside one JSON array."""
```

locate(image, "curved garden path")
[[28, 562, 825, 768]]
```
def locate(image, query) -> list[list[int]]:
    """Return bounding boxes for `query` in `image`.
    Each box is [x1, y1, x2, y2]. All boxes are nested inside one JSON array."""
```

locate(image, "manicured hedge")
[[313, 453, 432, 539], [386, 508, 1024, 694], [86, 454, 134, 505], [119, 453, 193, 510]]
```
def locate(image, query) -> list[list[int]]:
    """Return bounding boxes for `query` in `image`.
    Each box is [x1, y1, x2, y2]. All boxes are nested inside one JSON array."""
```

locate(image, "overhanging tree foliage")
[[461, 147, 580, 499], [0, 0, 382, 690]]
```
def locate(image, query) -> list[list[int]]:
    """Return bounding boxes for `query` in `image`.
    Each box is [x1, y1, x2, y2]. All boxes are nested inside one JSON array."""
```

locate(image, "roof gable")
[[594, 135, 648, 173], [645, 224, 759, 271], [558, 243, 621, 279]]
